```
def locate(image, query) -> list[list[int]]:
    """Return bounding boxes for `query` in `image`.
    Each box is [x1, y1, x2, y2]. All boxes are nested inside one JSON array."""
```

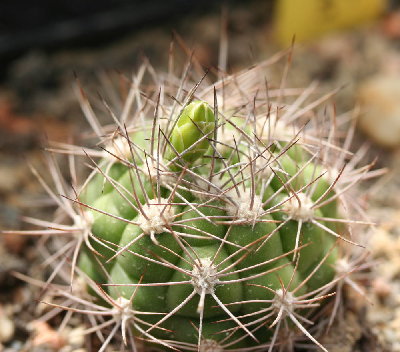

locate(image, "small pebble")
[[29, 320, 65, 350], [0, 311, 15, 343], [372, 277, 392, 298], [358, 74, 400, 148]]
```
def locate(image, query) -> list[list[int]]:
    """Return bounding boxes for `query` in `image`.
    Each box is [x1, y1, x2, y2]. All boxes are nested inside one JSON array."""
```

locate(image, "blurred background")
[[1, 0, 400, 351]]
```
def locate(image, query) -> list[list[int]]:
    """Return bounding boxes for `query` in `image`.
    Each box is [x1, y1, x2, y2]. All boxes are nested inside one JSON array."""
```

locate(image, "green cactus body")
[[75, 100, 346, 351]]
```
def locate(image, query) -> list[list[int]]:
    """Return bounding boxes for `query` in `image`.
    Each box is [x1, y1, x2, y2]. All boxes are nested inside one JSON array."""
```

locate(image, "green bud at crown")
[[166, 100, 215, 163]]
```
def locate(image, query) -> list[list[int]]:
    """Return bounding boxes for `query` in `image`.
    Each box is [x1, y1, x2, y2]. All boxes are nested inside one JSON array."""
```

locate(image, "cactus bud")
[[166, 100, 215, 163]]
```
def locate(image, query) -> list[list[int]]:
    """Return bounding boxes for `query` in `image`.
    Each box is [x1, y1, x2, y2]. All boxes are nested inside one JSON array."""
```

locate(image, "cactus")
[[4, 55, 377, 352]]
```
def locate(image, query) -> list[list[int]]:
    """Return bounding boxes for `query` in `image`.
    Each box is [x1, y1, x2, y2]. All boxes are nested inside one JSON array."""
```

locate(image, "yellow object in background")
[[275, 0, 387, 46]]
